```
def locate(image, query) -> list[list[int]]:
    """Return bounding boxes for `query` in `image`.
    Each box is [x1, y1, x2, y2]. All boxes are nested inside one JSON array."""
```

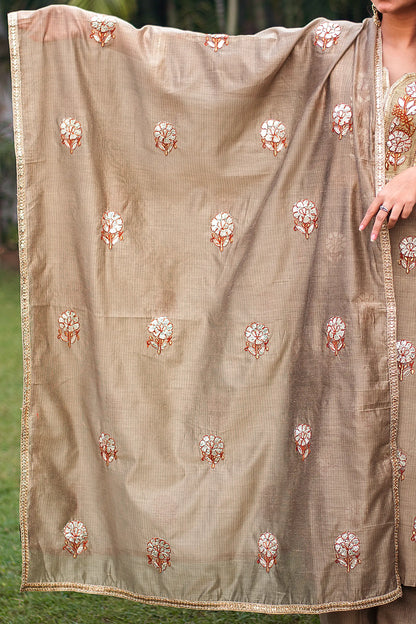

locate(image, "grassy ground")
[[0, 266, 319, 624]]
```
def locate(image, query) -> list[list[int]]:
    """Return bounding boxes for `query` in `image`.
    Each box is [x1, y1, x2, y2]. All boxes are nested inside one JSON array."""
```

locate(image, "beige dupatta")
[[8, 5, 401, 613]]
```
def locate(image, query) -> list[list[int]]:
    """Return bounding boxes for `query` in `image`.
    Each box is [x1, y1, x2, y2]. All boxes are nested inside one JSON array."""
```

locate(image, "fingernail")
[[371, 234, 376, 241], [359, 225, 363, 231]]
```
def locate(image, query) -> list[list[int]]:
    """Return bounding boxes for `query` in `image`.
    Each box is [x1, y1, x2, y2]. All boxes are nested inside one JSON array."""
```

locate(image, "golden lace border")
[[375, 22, 401, 592], [8, 10, 32, 586], [21, 582, 402, 614]]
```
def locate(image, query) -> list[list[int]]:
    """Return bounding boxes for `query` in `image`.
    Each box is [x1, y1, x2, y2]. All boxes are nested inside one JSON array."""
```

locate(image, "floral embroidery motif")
[[204, 34, 229, 51], [386, 82, 416, 171], [397, 340, 416, 380], [407, 82, 416, 98], [57, 310, 80, 348], [292, 200, 318, 239], [101, 211, 124, 249], [200, 435, 225, 469], [210, 213, 234, 251], [153, 122, 177, 156], [326, 316, 346, 356], [294, 424, 311, 460], [332, 104, 353, 140], [147, 317, 173, 354], [245, 322, 270, 359], [63, 520, 88, 558], [99, 433, 118, 466], [90, 15, 116, 46], [397, 448, 407, 481], [326, 232, 346, 262], [147, 537, 171, 572], [334, 531, 361, 572], [313, 22, 342, 51], [399, 237, 416, 273], [257, 532, 279, 573], [387, 132, 412, 170], [412, 517, 416, 542], [260, 119, 288, 156], [60, 118, 82, 154]]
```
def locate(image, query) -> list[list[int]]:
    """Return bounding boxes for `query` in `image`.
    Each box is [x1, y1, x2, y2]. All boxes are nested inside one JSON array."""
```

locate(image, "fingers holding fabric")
[[401, 202, 414, 220], [359, 196, 387, 230], [387, 201, 416, 226], [359, 196, 391, 241], [371, 203, 392, 240], [386, 204, 402, 229], [360, 166, 416, 240], [363, 201, 412, 240]]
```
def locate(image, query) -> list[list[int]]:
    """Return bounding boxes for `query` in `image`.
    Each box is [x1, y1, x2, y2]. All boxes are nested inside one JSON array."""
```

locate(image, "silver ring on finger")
[[379, 205, 390, 213]]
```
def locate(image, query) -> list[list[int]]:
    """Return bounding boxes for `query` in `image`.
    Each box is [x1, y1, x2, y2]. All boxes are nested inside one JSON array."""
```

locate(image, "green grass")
[[0, 266, 319, 624]]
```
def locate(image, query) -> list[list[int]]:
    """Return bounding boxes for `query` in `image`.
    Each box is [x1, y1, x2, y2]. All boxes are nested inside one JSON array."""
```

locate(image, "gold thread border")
[[375, 25, 401, 590], [9, 12, 402, 613], [20, 582, 401, 615], [8, 11, 31, 588]]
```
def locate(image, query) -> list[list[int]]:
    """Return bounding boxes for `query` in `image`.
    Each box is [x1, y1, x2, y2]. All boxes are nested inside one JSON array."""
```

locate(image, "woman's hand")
[[359, 166, 416, 240]]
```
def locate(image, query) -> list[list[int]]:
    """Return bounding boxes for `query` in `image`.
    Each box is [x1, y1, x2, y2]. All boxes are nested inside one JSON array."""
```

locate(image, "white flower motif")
[[334, 531, 361, 572], [387, 153, 406, 169], [147, 537, 171, 572], [204, 34, 229, 51], [244, 322, 270, 359], [154, 122, 177, 155], [294, 424, 311, 460], [397, 448, 407, 481], [57, 310, 80, 348], [260, 119, 288, 156], [292, 199, 318, 239], [387, 130, 412, 154], [398, 96, 416, 116], [90, 15, 116, 46], [101, 211, 124, 249], [63, 520, 88, 558], [386, 88, 416, 170], [386, 130, 412, 169], [326, 316, 346, 356], [99, 433, 118, 466], [313, 22, 342, 51], [60, 118, 82, 154], [399, 236, 416, 273], [210, 213, 234, 251], [200, 435, 225, 469], [327, 317, 345, 341], [257, 532, 279, 573], [332, 104, 353, 139], [397, 339, 416, 380], [147, 316, 173, 354]]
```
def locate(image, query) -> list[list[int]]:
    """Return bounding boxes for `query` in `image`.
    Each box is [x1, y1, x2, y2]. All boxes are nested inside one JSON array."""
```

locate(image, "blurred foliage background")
[[0, 0, 372, 251], [0, 0, 373, 34]]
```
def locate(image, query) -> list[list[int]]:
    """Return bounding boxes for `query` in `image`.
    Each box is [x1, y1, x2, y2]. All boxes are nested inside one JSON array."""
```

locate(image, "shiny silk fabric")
[[8, 5, 401, 613]]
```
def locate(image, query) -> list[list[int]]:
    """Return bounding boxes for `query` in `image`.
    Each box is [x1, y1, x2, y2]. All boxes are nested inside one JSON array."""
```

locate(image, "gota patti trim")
[[20, 582, 401, 614], [375, 25, 401, 592], [8, 11, 32, 590]]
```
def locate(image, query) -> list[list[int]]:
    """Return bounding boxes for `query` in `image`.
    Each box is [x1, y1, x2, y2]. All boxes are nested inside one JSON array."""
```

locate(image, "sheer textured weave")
[[8, 5, 401, 613]]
